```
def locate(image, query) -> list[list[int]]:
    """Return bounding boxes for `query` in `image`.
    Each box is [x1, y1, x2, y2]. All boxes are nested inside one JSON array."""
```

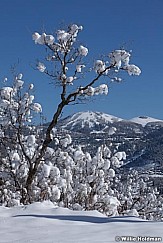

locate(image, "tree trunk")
[[24, 101, 66, 203]]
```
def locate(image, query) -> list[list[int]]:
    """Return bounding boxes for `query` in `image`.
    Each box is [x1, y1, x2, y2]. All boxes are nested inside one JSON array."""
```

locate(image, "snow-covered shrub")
[[0, 74, 42, 205], [23, 142, 126, 216], [114, 170, 163, 221], [0, 116, 126, 216]]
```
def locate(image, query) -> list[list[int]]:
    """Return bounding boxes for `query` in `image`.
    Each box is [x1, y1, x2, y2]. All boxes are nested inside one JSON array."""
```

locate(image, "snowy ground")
[[0, 201, 163, 243]]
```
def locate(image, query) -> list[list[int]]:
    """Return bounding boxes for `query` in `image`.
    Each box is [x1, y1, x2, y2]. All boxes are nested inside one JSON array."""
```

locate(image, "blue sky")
[[0, 0, 163, 121]]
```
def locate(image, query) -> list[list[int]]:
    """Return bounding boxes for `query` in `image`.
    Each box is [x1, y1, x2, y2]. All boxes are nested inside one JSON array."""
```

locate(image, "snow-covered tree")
[[0, 23, 141, 204], [0, 75, 43, 205]]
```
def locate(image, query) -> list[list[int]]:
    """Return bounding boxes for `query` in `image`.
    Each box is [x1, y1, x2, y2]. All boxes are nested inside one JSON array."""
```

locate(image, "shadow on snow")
[[13, 214, 151, 224]]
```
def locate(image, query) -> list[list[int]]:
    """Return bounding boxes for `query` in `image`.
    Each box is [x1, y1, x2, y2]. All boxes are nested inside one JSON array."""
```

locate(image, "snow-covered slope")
[[60, 111, 122, 131], [130, 116, 163, 127], [0, 201, 162, 243]]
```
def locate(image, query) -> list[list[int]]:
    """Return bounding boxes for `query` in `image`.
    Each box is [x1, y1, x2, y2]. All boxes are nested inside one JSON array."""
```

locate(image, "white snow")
[[32, 102, 42, 113], [78, 45, 88, 56], [0, 87, 13, 100], [66, 76, 74, 83], [62, 111, 122, 129], [109, 50, 130, 68], [94, 60, 106, 73], [37, 62, 46, 72], [130, 116, 163, 127], [125, 64, 141, 76], [0, 201, 162, 243], [32, 32, 55, 45], [57, 30, 71, 43], [76, 64, 85, 72]]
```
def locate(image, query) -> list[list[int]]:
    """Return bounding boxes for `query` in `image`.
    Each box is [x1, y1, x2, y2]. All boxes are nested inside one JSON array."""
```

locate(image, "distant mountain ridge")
[[130, 116, 163, 127], [58, 111, 163, 132]]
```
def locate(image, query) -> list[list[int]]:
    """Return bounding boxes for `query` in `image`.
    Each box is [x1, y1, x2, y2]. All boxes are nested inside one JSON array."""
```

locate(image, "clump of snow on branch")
[[37, 62, 46, 72], [125, 64, 141, 76], [78, 45, 88, 56], [94, 60, 107, 74], [57, 30, 71, 44], [109, 50, 130, 68], [80, 84, 108, 96], [33, 24, 83, 53], [76, 64, 85, 73], [109, 50, 141, 76], [32, 102, 42, 113], [32, 32, 55, 45]]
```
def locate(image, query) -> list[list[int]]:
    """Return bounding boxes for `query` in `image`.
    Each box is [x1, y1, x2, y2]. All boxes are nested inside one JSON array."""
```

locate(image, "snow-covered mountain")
[[58, 111, 163, 132], [130, 116, 163, 127], [59, 111, 122, 132]]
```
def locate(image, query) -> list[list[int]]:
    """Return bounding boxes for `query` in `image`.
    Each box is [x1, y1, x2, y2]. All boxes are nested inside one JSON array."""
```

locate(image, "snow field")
[[0, 201, 162, 243]]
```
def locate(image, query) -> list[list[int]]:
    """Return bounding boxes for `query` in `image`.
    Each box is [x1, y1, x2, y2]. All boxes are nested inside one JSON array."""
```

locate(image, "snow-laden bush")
[[114, 170, 163, 221], [0, 74, 43, 204], [34, 143, 126, 216], [0, 125, 126, 216]]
